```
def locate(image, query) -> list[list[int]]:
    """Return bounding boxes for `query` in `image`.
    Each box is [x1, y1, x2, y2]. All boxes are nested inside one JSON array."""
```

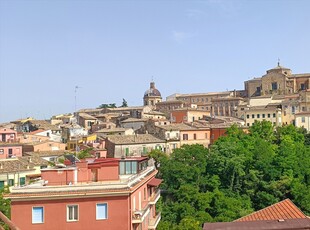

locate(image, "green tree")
[[120, 98, 128, 107], [97, 103, 116, 109], [0, 186, 11, 229], [77, 148, 93, 159]]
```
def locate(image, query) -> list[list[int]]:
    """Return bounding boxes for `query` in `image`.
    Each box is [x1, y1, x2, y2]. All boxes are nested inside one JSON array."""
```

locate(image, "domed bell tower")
[[143, 82, 162, 107]]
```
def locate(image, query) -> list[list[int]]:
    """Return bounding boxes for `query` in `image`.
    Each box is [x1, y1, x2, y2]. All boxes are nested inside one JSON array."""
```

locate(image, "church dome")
[[144, 82, 161, 97]]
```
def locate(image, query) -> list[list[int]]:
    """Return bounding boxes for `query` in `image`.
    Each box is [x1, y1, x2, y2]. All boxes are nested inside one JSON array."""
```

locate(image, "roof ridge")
[[234, 198, 306, 222]]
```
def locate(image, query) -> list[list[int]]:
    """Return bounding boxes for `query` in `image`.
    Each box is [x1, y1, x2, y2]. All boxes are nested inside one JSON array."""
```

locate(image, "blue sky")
[[0, 0, 310, 122]]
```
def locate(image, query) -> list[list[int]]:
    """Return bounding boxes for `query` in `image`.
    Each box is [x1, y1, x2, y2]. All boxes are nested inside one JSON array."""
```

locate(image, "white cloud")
[[186, 9, 204, 19], [172, 31, 194, 44], [204, 0, 242, 17]]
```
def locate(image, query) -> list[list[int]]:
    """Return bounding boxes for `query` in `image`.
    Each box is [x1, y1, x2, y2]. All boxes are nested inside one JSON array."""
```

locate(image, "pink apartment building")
[[0, 128, 17, 142], [8, 157, 161, 230], [0, 143, 23, 159]]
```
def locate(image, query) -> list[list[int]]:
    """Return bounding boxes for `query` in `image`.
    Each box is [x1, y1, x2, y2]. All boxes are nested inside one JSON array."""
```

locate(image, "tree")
[[77, 148, 93, 159], [97, 103, 116, 109], [120, 98, 128, 107], [158, 121, 310, 227], [0, 186, 11, 229]]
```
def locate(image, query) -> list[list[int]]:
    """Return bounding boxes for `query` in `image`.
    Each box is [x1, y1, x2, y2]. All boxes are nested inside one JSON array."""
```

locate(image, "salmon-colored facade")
[[8, 157, 161, 230], [0, 143, 23, 159], [0, 128, 17, 142]]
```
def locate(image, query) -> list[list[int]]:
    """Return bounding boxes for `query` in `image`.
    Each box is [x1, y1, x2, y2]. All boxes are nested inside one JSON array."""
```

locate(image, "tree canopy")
[[156, 121, 310, 229]]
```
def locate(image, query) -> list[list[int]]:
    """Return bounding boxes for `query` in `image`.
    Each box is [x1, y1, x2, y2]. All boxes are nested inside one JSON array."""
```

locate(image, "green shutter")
[[0, 181, 4, 189], [8, 179, 14, 186], [19, 177, 26, 186]]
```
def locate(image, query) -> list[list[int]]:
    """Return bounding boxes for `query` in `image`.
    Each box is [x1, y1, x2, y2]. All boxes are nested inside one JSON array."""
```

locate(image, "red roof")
[[235, 199, 307, 222], [29, 129, 45, 135], [147, 178, 162, 187]]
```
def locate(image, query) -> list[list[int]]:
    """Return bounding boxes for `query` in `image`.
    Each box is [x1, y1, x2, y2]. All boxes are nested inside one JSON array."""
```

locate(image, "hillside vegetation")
[[151, 121, 310, 230]]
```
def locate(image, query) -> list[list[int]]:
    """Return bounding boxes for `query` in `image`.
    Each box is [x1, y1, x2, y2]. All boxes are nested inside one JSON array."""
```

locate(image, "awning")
[[147, 178, 162, 187]]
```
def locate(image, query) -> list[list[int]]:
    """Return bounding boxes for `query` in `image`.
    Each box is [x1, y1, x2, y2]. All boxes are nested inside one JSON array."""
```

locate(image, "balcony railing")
[[132, 206, 150, 224], [148, 212, 161, 229], [149, 189, 160, 205]]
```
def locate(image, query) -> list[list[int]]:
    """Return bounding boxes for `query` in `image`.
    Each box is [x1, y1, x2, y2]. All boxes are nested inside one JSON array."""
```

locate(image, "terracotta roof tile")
[[235, 199, 307, 222]]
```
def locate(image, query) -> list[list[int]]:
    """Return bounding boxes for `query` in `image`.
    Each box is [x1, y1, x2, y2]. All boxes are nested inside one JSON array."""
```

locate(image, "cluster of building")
[[1, 63, 310, 229]]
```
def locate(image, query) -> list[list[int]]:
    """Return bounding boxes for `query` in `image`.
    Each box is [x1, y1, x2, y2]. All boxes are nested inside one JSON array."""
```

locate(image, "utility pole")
[[74, 86, 81, 113]]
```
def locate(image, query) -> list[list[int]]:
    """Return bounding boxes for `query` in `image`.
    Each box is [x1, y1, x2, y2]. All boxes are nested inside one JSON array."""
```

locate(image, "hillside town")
[[0, 63, 310, 229]]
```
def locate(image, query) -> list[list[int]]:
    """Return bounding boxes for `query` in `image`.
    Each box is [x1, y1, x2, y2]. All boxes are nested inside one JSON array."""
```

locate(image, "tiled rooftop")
[[235, 199, 307, 222], [107, 134, 165, 144], [0, 156, 48, 173], [156, 123, 196, 131], [24, 150, 68, 157], [78, 112, 98, 120]]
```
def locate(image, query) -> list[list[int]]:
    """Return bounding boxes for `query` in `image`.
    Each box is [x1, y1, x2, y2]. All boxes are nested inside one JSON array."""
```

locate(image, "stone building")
[[245, 63, 310, 98]]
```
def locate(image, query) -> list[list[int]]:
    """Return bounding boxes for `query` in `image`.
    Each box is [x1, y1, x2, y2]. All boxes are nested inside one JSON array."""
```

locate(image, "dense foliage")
[[0, 186, 11, 230], [152, 121, 310, 229]]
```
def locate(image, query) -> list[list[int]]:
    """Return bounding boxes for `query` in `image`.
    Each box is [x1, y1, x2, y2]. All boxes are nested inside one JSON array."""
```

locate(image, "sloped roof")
[[106, 134, 165, 144], [203, 218, 310, 230], [235, 199, 307, 222], [0, 156, 48, 173]]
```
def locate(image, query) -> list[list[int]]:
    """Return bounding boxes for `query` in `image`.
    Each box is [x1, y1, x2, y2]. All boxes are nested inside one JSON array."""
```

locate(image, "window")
[[292, 106, 296, 114], [272, 82, 278, 90], [262, 114, 265, 118], [257, 114, 260, 118], [8, 179, 14, 186], [246, 114, 249, 119], [96, 203, 108, 220], [8, 149, 12, 158], [67, 205, 78, 221], [0, 181, 4, 189], [125, 148, 129, 156], [268, 114, 271, 118], [301, 83, 305, 90], [252, 114, 255, 119], [19, 177, 25, 186], [0, 149, 3, 154], [144, 187, 147, 200], [247, 123, 250, 126], [183, 134, 188, 140], [193, 134, 197, 140], [32, 207, 44, 224], [273, 113, 276, 118], [302, 117, 306, 123], [119, 161, 138, 175]]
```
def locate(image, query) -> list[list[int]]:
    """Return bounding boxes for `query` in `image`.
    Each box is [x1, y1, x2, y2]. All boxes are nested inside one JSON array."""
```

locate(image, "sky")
[[0, 0, 310, 123]]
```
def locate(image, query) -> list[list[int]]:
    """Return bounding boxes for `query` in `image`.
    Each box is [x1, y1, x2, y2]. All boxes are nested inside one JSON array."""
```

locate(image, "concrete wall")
[[0, 145, 22, 159], [11, 196, 130, 230]]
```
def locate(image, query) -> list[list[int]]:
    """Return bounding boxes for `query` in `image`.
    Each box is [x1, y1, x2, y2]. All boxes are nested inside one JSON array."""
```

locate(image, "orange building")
[[170, 108, 210, 123], [8, 157, 161, 230]]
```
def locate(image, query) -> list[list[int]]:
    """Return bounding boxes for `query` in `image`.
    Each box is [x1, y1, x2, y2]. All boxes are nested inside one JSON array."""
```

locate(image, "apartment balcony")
[[148, 212, 161, 229], [149, 189, 160, 205], [132, 206, 150, 224]]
